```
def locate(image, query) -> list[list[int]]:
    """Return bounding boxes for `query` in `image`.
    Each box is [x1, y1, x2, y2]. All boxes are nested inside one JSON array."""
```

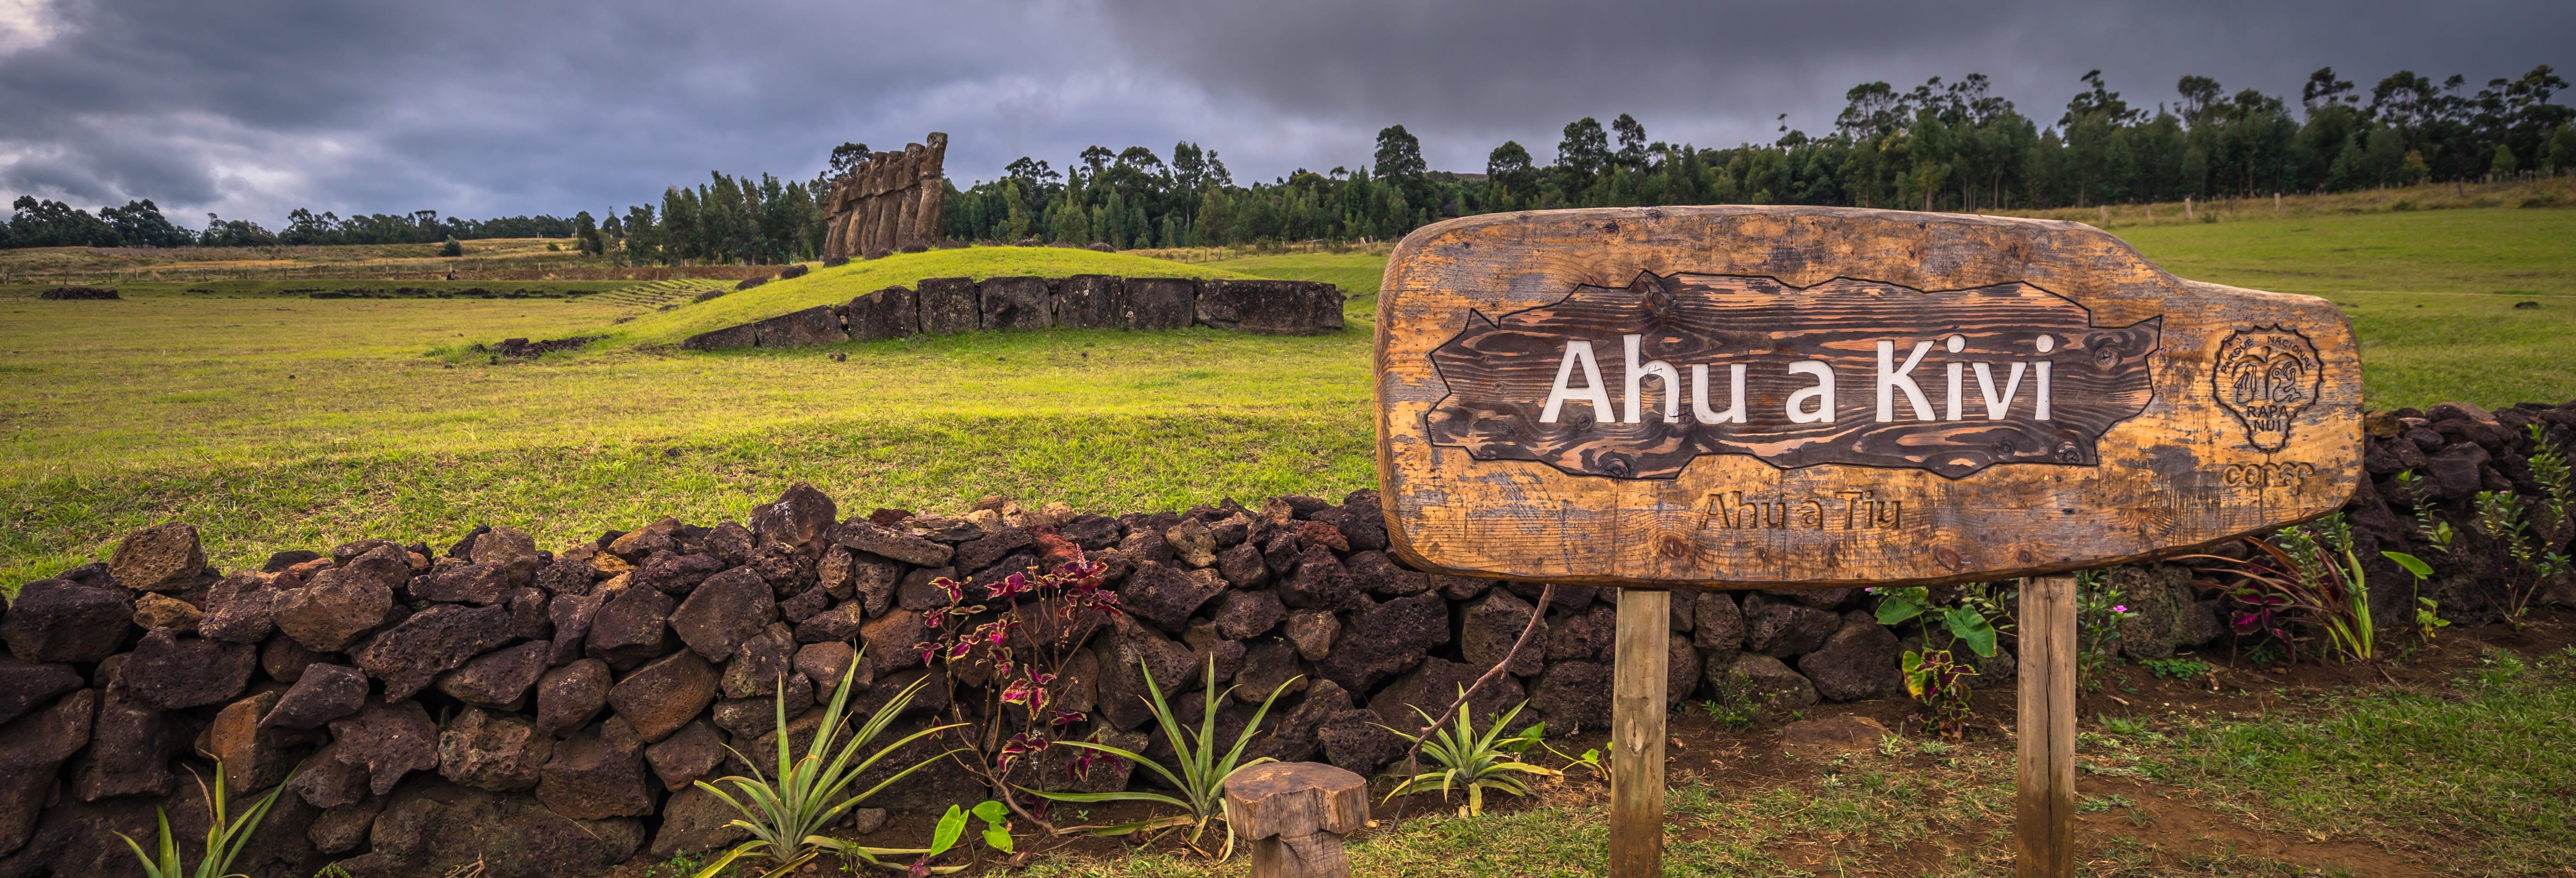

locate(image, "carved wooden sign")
[[1374, 206, 2361, 588]]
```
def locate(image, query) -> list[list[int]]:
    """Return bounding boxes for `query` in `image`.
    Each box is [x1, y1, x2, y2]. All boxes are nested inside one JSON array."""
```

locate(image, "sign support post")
[[1608, 589, 1669, 877], [2015, 575, 2078, 878]]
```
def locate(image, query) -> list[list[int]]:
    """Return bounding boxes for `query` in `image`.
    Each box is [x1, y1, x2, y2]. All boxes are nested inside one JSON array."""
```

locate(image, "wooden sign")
[[1374, 206, 2360, 588]]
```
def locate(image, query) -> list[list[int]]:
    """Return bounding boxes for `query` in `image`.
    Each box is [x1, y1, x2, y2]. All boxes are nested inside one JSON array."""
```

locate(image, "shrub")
[[1379, 693, 1554, 816], [1027, 655, 1297, 859], [116, 760, 292, 878], [689, 656, 965, 877]]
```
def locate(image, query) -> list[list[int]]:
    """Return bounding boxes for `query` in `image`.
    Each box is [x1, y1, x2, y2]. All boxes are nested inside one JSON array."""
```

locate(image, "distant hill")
[[605, 246, 1256, 347]]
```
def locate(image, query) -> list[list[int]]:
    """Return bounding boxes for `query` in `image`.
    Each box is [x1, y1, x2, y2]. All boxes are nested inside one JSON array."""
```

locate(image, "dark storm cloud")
[[1, 0, 2565, 222]]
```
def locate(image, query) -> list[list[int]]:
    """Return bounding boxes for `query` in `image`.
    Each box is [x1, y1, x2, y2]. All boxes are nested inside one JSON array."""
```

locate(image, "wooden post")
[[1609, 588, 1669, 877], [1225, 762, 1369, 878], [2015, 575, 2077, 878]]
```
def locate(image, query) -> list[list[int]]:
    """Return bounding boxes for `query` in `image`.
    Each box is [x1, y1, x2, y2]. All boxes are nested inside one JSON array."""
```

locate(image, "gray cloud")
[[1, 0, 2565, 223]]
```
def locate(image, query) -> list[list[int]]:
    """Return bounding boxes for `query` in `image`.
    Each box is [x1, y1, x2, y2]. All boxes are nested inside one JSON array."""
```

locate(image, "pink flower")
[[2112, 605, 2129, 613]]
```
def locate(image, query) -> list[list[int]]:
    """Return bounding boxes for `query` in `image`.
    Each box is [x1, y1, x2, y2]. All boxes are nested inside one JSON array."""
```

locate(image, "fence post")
[[2015, 575, 2077, 878]]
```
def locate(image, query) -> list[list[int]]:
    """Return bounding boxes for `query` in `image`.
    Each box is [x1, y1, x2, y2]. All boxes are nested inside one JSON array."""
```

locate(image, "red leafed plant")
[[914, 532, 1124, 830]]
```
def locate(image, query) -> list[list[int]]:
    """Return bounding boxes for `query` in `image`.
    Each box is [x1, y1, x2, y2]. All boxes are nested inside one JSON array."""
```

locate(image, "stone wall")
[[680, 275, 1345, 351], [821, 134, 947, 263], [3, 399, 2572, 878]]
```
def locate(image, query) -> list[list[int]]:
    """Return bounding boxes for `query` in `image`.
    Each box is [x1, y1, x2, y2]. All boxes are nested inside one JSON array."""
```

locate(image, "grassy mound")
[[608, 247, 1255, 346]]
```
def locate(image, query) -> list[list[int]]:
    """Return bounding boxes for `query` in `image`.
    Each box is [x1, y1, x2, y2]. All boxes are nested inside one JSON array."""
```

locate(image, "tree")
[[1612, 113, 1649, 172], [441, 235, 463, 257], [1374, 125, 1426, 180], [574, 210, 603, 256], [827, 142, 872, 177], [2177, 75, 2223, 127], [2491, 143, 2520, 177], [1556, 117, 1610, 184], [1486, 140, 1535, 205], [2303, 67, 2357, 110]]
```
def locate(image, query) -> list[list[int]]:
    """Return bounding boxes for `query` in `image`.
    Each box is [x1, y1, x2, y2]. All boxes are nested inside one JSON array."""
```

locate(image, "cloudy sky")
[[1, 0, 2565, 225]]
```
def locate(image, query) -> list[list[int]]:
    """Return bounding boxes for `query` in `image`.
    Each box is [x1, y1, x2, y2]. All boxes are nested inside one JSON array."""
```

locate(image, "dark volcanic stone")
[[1123, 277, 1197, 330], [858, 608, 928, 677], [954, 527, 1038, 574], [1544, 604, 1616, 662], [1460, 589, 1547, 676], [670, 567, 778, 661], [1693, 591, 1745, 651], [845, 286, 920, 340], [198, 572, 277, 643], [1, 579, 134, 662], [202, 690, 313, 792], [272, 564, 395, 652], [1209, 589, 1285, 639], [607, 649, 719, 743], [410, 562, 508, 604], [1194, 280, 1345, 335], [834, 520, 953, 567], [1120, 562, 1226, 631], [438, 707, 553, 791], [535, 659, 612, 735], [753, 305, 848, 347], [0, 689, 94, 855], [649, 787, 754, 859], [72, 685, 194, 801], [537, 717, 656, 819], [0, 655, 81, 727], [795, 600, 868, 643], [1798, 612, 1904, 702], [752, 482, 840, 550], [1344, 550, 1430, 596], [546, 591, 604, 666], [682, 322, 758, 351], [1097, 618, 1201, 731], [263, 663, 369, 730], [1231, 640, 1306, 706], [469, 526, 542, 588], [353, 603, 514, 701], [1368, 656, 1524, 734], [1278, 545, 1357, 610], [438, 640, 551, 708], [1315, 709, 1401, 774], [108, 521, 206, 592], [643, 719, 729, 791], [1215, 542, 1270, 588], [1315, 593, 1449, 693], [351, 779, 644, 878], [915, 276, 980, 334], [1743, 595, 1840, 657], [328, 697, 439, 796], [120, 628, 257, 710], [585, 585, 675, 670], [635, 552, 726, 595], [979, 275, 1053, 330], [1528, 660, 1614, 733], [1060, 514, 1121, 549], [1055, 274, 1126, 328], [262, 636, 322, 683]]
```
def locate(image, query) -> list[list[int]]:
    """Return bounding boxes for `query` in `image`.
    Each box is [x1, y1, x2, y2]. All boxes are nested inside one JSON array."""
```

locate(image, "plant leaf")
[[929, 805, 966, 857], [1874, 594, 1925, 625], [2383, 551, 2433, 578], [1945, 607, 1997, 656]]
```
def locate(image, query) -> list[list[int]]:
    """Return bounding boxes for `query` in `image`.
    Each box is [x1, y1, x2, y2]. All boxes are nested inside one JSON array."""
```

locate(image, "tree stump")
[[1224, 761, 1368, 878]]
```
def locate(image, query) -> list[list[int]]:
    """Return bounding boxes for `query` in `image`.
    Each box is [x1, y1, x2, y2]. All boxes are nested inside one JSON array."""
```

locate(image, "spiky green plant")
[[116, 760, 292, 878], [691, 651, 966, 878], [1377, 693, 1556, 816], [1025, 656, 1296, 859]]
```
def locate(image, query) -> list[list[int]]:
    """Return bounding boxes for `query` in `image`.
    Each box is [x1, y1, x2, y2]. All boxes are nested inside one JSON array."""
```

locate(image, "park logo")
[[2213, 326, 2324, 452], [1422, 271, 2162, 480]]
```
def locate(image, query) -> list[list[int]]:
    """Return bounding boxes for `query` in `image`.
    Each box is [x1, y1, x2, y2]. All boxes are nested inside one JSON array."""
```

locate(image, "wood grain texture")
[[1374, 206, 2362, 588], [1226, 761, 1369, 878], [2016, 576, 2077, 878], [1608, 590, 1669, 878]]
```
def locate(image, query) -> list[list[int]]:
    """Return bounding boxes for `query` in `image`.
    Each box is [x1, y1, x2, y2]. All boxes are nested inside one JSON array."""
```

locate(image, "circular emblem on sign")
[[2213, 326, 2322, 451]]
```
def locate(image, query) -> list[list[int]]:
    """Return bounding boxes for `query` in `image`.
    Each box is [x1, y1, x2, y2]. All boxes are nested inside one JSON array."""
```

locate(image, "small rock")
[[795, 641, 861, 697], [271, 564, 396, 652], [534, 659, 613, 735], [1799, 612, 1904, 702], [644, 719, 729, 791], [670, 567, 778, 661], [536, 717, 656, 819], [436, 641, 551, 708], [1527, 660, 1612, 733], [130, 592, 203, 632], [1279, 545, 1357, 610], [1727, 652, 1819, 709], [0, 579, 135, 662], [409, 562, 509, 604], [607, 649, 719, 743], [108, 521, 206, 592], [1743, 595, 1840, 657], [1693, 591, 1745, 651], [1282, 608, 1339, 661], [0, 655, 82, 726], [196, 572, 276, 643], [352, 603, 514, 701], [1164, 519, 1217, 567], [1209, 589, 1285, 639], [648, 786, 755, 858], [468, 525, 542, 588], [585, 584, 675, 670], [329, 697, 439, 796], [262, 663, 369, 730], [120, 628, 256, 710], [437, 707, 553, 791], [1459, 589, 1547, 676]]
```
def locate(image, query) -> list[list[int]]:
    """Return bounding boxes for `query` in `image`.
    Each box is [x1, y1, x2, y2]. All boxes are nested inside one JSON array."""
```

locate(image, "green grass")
[[606, 248, 1255, 346], [2144, 648, 2576, 875], [6, 209, 2571, 583]]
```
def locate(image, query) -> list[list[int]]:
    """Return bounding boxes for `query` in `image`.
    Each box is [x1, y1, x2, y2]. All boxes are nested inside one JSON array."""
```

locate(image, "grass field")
[[3, 207, 2571, 584]]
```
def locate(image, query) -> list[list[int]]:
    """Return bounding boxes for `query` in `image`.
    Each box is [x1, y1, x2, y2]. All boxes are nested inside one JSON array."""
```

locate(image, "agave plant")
[[691, 650, 967, 878], [117, 760, 293, 878], [1378, 693, 1555, 816], [1025, 656, 1297, 859]]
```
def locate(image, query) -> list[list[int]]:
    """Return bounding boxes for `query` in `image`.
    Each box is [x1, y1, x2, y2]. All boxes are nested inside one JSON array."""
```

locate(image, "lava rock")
[[607, 649, 719, 743], [0, 655, 82, 727], [438, 707, 553, 791], [1279, 545, 1358, 610], [131, 591, 203, 632], [1344, 550, 1431, 596], [120, 628, 257, 710], [648, 786, 755, 858], [795, 600, 869, 643], [1209, 589, 1285, 639], [0, 689, 95, 855], [1, 579, 135, 662], [535, 717, 656, 819], [469, 526, 542, 588], [1798, 612, 1903, 702], [1316, 593, 1450, 693], [201, 691, 314, 792], [833, 520, 954, 567], [1282, 608, 1339, 661], [272, 565, 396, 652], [1121, 562, 1226, 631], [1743, 595, 1841, 657], [348, 779, 644, 878], [1693, 591, 1746, 651], [585, 585, 675, 670], [262, 634, 323, 683], [795, 641, 861, 698], [1528, 660, 1613, 733], [1368, 656, 1524, 734], [1725, 652, 1819, 709], [197, 572, 277, 643], [437, 641, 551, 708], [857, 608, 927, 677], [1459, 589, 1547, 676], [634, 552, 726, 595], [72, 685, 194, 801], [545, 591, 604, 666], [262, 663, 369, 730], [410, 562, 509, 605], [643, 719, 729, 791], [108, 522, 206, 592], [1097, 618, 1202, 731], [1544, 604, 1616, 662], [352, 603, 514, 701], [328, 697, 439, 796], [1315, 709, 1401, 774], [670, 567, 778, 661], [535, 660, 612, 736], [1214, 543, 1270, 588]]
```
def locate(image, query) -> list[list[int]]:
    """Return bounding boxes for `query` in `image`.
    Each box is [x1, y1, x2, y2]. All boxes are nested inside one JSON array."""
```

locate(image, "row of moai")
[[821, 132, 949, 262]]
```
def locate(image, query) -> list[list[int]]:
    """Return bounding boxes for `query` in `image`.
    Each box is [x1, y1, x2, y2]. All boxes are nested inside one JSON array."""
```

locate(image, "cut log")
[[1224, 761, 1368, 878]]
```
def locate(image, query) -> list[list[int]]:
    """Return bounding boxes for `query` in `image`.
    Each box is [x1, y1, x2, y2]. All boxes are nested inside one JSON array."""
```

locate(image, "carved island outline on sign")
[[1422, 271, 2163, 480]]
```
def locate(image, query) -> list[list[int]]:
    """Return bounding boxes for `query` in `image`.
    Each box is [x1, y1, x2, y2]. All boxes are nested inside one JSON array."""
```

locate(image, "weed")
[[1869, 583, 2011, 657], [1901, 649, 1978, 739], [2096, 714, 2152, 737], [1027, 655, 1297, 859], [1379, 695, 1557, 816], [2074, 569, 2139, 692], [2138, 658, 2213, 680], [1698, 671, 1765, 731], [2188, 514, 2395, 662], [116, 761, 292, 878], [690, 659, 965, 877]]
